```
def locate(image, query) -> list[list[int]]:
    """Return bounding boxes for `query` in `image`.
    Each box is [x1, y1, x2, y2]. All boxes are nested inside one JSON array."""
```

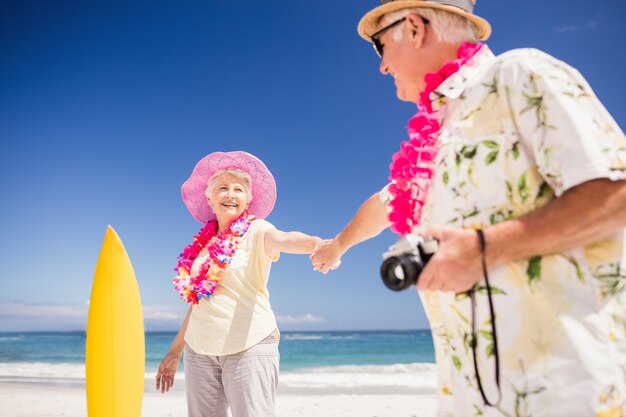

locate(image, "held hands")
[[417, 226, 485, 293], [155, 350, 182, 393], [310, 238, 342, 274]]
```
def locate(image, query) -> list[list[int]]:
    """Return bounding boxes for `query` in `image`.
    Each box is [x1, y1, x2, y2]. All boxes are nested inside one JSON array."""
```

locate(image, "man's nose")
[[379, 58, 389, 75]]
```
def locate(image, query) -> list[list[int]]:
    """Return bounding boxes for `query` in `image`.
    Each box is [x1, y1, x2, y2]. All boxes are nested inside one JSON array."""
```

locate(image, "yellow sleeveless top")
[[184, 219, 280, 356]]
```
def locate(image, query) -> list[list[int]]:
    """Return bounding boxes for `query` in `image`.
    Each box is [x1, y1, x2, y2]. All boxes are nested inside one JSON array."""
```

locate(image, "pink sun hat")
[[181, 151, 277, 223]]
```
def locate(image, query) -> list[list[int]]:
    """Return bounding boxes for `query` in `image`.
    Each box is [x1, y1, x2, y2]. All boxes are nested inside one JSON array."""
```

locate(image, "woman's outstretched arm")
[[264, 229, 324, 257]]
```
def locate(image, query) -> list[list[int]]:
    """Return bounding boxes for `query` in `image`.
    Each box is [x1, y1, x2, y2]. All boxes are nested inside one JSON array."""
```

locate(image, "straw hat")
[[357, 0, 491, 42], [181, 151, 277, 223]]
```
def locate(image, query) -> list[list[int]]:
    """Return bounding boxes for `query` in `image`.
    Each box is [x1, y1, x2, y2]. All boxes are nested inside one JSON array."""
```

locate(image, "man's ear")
[[406, 13, 427, 48]]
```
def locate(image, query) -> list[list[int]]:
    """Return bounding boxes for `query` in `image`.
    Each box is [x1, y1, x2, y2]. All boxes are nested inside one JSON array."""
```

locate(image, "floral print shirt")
[[384, 46, 626, 417]]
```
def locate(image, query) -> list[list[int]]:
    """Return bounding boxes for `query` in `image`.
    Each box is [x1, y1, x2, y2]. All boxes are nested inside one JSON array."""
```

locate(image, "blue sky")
[[1, 0, 624, 332]]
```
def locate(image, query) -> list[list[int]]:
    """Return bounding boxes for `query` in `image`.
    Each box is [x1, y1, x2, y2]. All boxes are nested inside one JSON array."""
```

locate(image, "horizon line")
[[0, 328, 432, 334]]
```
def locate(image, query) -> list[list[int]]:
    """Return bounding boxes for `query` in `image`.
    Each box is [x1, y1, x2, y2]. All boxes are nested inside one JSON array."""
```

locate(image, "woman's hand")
[[155, 350, 182, 393], [311, 239, 343, 274]]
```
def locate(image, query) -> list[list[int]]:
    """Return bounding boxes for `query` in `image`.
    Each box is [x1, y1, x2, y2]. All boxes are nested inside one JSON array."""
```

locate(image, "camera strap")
[[469, 229, 502, 407]]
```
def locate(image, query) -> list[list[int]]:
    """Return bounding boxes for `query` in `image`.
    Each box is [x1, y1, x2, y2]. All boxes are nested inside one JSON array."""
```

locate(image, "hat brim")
[[181, 151, 277, 223], [357, 1, 491, 42]]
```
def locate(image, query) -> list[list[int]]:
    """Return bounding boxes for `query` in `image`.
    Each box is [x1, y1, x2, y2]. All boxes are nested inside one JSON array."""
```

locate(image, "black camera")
[[380, 235, 438, 291]]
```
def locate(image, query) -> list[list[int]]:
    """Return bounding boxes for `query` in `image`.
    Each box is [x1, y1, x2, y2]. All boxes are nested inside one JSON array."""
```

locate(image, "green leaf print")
[[466, 332, 477, 350], [557, 255, 585, 282], [443, 171, 449, 186], [505, 181, 513, 201], [574, 83, 590, 98], [463, 208, 480, 220], [485, 343, 495, 358], [460, 107, 483, 121], [489, 209, 514, 225], [518, 172, 529, 202], [455, 291, 470, 301], [475, 284, 507, 295], [479, 330, 494, 340], [450, 304, 471, 325], [562, 81, 590, 99], [594, 264, 626, 298], [572, 259, 584, 281], [527, 256, 542, 285], [482, 77, 499, 97], [521, 73, 553, 131], [485, 150, 499, 165], [481, 140, 499, 149], [467, 162, 477, 187], [535, 181, 552, 201], [512, 141, 520, 160], [452, 355, 462, 371], [463, 145, 478, 159]]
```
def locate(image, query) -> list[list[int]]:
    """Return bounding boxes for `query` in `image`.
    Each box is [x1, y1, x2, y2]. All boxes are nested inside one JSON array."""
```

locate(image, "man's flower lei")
[[388, 42, 484, 235], [173, 212, 255, 304]]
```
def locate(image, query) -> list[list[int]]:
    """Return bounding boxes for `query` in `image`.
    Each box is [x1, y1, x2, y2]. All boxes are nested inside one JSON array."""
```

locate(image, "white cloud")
[[554, 25, 582, 33], [0, 302, 89, 318], [276, 313, 325, 324], [0, 303, 325, 330], [0, 302, 185, 320], [142, 304, 187, 321], [554, 16, 601, 33], [0, 302, 187, 331]]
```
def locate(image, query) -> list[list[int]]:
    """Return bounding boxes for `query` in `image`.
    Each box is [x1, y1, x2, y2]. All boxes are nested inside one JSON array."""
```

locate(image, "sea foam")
[[0, 361, 437, 394]]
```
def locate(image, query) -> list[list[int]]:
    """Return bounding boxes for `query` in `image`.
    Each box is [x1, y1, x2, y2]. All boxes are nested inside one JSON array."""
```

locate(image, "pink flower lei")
[[173, 212, 255, 304], [388, 42, 484, 235]]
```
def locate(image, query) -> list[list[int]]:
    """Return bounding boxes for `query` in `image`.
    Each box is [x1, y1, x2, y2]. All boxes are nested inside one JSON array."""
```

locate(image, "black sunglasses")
[[370, 16, 430, 58]]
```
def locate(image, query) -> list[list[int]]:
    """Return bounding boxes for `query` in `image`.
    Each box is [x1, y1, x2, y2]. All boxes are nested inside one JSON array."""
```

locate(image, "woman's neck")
[[216, 216, 234, 234]]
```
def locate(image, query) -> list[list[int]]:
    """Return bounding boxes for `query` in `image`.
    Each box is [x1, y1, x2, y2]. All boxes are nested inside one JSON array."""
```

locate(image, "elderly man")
[[312, 0, 626, 416]]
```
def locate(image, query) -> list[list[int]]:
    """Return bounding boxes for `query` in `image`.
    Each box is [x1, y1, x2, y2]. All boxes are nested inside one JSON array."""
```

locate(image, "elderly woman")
[[156, 151, 323, 417]]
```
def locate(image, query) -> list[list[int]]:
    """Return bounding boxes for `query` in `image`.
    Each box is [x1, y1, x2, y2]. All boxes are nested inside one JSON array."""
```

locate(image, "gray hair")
[[205, 169, 253, 201], [382, 8, 478, 44]]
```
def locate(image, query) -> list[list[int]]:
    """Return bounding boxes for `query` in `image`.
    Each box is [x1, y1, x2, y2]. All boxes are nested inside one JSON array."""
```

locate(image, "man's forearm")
[[486, 178, 626, 267], [335, 192, 391, 253]]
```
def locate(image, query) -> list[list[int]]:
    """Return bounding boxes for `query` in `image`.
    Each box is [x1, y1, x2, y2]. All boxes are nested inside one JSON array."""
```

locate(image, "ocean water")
[[0, 330, 437, 393]]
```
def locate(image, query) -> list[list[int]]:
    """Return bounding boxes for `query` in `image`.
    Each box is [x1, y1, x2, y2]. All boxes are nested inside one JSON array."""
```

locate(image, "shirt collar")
[[431, 45, 496, 102]]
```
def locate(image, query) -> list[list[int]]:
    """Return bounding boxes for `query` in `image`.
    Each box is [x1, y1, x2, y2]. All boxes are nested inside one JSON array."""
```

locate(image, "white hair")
[[205, 169, 253, 201], [382, 8, 478, 44]]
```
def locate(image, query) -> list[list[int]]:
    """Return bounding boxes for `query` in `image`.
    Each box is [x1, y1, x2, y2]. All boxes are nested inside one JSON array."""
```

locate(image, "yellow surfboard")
[[86, 226, 145, 417]]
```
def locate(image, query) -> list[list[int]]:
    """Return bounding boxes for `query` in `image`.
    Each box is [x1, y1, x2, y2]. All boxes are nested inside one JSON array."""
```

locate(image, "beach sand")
[[0, 379, 437, 417]]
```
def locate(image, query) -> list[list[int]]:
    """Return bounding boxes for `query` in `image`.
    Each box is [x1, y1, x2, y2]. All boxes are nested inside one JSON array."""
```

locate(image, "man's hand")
[[417, 226, 483, 293], [311, 239, 343, 274]]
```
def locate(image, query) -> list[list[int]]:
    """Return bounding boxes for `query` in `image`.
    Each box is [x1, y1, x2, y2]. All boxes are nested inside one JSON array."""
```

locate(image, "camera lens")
[[380, 255, 422, 291]]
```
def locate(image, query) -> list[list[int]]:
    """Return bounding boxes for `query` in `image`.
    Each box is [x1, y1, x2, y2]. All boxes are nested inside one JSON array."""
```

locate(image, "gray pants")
[[183, 339, 279, 417]]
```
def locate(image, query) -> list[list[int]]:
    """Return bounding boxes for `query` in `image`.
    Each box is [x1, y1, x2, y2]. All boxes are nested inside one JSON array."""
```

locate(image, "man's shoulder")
[[485, 47, 578, 82], [496, 47, 553, 61], [493, 48, 562, 70]]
